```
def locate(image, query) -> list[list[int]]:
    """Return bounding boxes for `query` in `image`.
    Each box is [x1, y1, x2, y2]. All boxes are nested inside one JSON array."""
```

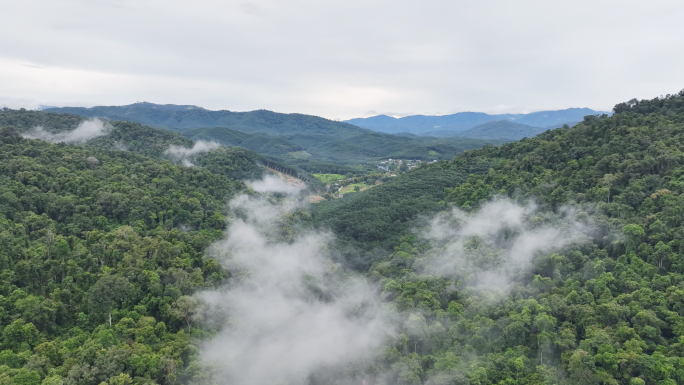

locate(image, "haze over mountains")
[[46, 103, 368, 137], [46, 104, 610, 142], [45, 103, 610, 141], [44, 103, 504, 174], [344, 107, 610, 135]]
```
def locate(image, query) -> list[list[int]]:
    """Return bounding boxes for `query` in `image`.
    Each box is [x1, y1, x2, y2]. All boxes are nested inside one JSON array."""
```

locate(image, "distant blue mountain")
[[344, 108, 610, 135]]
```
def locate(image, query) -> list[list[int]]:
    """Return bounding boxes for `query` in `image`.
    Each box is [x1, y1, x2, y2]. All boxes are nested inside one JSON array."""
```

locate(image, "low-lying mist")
[[199, 188, 387, 384], [417, 200, 594, 291], [195, 178, 598, 384], [247, 174, 305, 195], [164, 140, 221, 167], [21, 118, 111, 143]]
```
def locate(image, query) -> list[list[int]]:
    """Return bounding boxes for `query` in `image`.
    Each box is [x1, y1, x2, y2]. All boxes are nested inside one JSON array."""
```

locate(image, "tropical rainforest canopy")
[[0, 90, 683, 385]]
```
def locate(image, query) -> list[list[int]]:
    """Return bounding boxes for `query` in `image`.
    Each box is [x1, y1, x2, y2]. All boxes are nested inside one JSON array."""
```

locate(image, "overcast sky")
[[1, 0, 683, 120]]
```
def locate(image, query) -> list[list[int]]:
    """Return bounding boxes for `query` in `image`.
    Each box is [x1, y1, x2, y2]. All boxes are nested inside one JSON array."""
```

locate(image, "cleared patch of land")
[[266, 167, 306, 188], [338, 182, 373, 195], [313, 173, 346, 184]]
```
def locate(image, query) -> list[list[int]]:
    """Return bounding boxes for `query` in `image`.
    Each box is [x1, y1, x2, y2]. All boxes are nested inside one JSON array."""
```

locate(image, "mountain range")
[[43, 103, 506, 173], [45, 103, 368, 137], [344, 107, 609, 135], [424, 119, 580, 140]]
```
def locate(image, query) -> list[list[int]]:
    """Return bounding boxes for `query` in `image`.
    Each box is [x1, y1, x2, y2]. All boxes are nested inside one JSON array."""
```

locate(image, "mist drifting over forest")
[[184, 173, 602, 384], [197, 185, 388, 384]]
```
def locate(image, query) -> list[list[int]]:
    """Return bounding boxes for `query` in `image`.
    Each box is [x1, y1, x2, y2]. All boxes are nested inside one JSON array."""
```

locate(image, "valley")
[[1, 90, 683, 384]]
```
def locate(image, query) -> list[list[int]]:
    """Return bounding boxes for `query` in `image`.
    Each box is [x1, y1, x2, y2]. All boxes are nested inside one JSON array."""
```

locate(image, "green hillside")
[[0, 108, 87, 130], [308, 90, 684, 384], [0, 109, 328, 186], [311, 159, 490, 267], [459, 119, 549, 140], [0, 126, 244, 385], [183, 126, 303, 157], [422, 119, 577, 140], [185, 126, 504, 170]]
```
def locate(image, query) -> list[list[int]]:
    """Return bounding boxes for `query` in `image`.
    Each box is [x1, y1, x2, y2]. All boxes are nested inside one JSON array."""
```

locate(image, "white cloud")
[[247, 174, 304, 195], [21, 118, 111, 143], [420, 199, 594, 290], [164, 140, 220, 166]]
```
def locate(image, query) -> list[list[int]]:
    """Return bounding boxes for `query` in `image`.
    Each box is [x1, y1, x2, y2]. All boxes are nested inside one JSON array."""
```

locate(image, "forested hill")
[[423, 119, 576, 139], [0, 126, 245, 385], [456, 119, 558, 140], [0, 108, 194, 159], [0, 108, 327, 184], [44, 103, 371, 138], [309, 90, 684, 384]]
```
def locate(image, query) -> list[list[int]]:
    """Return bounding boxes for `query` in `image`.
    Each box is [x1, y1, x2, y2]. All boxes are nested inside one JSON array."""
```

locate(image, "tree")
[[622, 224, 645, 252], [601, 174, 618, 203], [404, 313, 427, 353], [512, 357, 524, 384], [568, 350, 598, 385], [85, 156, 99, 169], [89, 275, 131, 326], [170, 296, 205, 331]]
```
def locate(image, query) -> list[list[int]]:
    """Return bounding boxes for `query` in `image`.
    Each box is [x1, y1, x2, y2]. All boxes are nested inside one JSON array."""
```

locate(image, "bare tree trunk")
[[109, 311, 112, 326]]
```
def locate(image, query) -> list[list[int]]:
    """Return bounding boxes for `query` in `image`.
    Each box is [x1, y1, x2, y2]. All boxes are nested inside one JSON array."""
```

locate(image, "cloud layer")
[[2, 1, 683, 118], [21, 118, 111, 143]]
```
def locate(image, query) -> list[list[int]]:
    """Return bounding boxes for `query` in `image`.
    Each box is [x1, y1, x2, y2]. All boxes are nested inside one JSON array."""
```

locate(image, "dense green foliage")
[[0, 109, 86, 131], [456, 120, 553, 140], [312, 160, 489, 268], [312, 90, 684, 384], [281, 132, 505, 165], [184, 126, 303, 157], [0, 126, 249, 385], [2, 109, 331, 187], [87, 122, 194, 159], [5, 90, 684, 385]]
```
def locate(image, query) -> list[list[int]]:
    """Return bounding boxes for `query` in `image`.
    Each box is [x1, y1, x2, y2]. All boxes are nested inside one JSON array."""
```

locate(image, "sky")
[[1, 0, 683, 120]]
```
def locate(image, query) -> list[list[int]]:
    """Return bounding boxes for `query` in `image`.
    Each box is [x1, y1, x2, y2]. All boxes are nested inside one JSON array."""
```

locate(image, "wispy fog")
[[21, 118, 111, 143], [199, 193, 387, 384], [247, 174, 304, 195], [418, 199, 593, 290], [196, 192, 596, 383], [164, 140, 220, 167]]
